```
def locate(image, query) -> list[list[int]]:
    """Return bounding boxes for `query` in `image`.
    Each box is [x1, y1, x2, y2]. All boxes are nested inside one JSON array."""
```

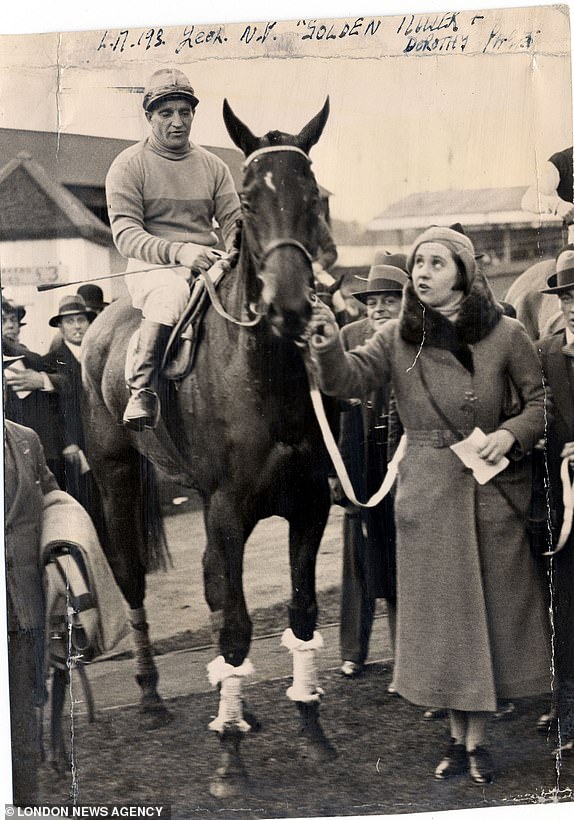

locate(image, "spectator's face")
[[60, 314, 90, 346], [559, 289, 574, 333], [2, 308, 21, 342], [146, 99, 194, 150], [366, 293, 401, 331], [412, 242, 459, 309]]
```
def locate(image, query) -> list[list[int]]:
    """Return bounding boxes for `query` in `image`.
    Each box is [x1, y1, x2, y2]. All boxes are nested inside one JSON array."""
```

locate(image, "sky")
[[0, 1, 572, 225], [1, 3, 574, 818]]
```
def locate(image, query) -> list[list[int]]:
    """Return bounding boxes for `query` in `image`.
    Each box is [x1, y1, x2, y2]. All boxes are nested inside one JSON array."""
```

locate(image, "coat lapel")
[[545, 332, 574, 432]]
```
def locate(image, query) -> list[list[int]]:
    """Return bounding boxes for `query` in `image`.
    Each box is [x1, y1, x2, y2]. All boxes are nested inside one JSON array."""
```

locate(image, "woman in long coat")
[[309, 225, 550, 784]]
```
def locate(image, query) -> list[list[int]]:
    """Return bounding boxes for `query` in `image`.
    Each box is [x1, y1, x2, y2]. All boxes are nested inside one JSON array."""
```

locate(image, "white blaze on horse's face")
[[264, 171, 277, 193]]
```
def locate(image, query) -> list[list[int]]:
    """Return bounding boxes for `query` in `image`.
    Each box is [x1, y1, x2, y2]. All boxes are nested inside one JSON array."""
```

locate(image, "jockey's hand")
[[176, 243, 222, 274], [4, 367, 45, 391], [307, 300, 339, 348], [477, 429, 516, 464], [561, 441, 574, 465]]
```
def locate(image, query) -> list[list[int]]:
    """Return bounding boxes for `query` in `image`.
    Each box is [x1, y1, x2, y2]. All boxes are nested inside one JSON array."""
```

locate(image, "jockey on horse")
[[105, 68, 241, 430]]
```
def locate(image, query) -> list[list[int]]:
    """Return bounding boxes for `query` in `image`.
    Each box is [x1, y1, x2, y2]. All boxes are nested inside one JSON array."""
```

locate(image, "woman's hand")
[[307, 300, 339, 348], [477, 429, 516, 464]]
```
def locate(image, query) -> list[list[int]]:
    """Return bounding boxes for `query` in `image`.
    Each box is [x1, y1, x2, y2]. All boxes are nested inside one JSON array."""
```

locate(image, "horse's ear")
[[223, 99, 259, 158], [296, 97, 330, 154]]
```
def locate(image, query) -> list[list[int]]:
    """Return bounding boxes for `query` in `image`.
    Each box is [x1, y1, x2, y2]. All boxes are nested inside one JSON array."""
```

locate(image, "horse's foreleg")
[[203, 495, 255, 797], [283, 484, 336, 761]]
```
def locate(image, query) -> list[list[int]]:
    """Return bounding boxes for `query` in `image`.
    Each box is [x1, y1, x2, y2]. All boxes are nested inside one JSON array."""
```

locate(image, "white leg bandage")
[[207, 656, 254, 733], [281, 628, 324, 703]]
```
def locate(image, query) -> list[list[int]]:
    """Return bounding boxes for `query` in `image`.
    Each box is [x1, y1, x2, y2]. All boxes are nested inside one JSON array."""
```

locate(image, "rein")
[[300, 345, 404, 509], [545, 457, 574, 555], [201, 264, 262, 328]]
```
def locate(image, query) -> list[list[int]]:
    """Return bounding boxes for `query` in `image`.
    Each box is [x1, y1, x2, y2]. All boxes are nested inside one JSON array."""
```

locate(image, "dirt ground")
[[33, 505, 574, 818], [39, 664, 573, 819]]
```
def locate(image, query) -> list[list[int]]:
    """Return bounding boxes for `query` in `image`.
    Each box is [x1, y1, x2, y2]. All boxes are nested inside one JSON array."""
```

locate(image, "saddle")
[[164, 261, 230, 379], [125, 261, 229, 385]]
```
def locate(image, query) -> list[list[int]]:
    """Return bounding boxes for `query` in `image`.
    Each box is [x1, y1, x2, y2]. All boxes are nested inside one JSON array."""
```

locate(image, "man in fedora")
[[43, 294, 105, 541], [105, 68, 241, 431], [336, 255, 408, 679], [77, 284, 109, 316], [537, 245, 574, 754], [2, 294, 27, 344]]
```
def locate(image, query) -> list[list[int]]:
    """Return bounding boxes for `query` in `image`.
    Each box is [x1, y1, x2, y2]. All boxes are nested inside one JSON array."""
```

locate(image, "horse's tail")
[[137, 452, 171, 573]]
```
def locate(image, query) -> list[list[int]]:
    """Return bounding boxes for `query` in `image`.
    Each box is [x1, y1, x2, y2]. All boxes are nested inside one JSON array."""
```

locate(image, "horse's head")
[[223, 98, 330, 339]]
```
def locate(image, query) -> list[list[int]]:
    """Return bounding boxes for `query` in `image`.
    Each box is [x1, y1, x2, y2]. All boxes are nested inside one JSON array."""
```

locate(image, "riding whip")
[[35, 264, 188, 291]]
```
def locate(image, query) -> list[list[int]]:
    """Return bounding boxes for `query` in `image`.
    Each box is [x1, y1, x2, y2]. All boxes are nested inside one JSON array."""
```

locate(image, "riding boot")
[[123, 320, 172, 431]]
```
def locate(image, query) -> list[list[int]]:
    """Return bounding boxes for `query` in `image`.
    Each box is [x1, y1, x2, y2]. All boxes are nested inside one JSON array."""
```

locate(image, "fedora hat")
[[77, 284, 109, 313], [49, 294, 97, 327], [542, 247, 574, 294], [352, 254, 408, 304], [2, 294, 26, 325], [143, 68, 199, 112]]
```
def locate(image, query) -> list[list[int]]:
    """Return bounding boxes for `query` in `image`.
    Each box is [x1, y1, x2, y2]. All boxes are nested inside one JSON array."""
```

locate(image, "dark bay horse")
[[82, 99, 335, 795]]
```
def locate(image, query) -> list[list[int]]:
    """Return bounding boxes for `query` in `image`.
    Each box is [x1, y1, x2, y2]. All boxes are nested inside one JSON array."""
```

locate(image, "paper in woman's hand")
[[4, 360, 32, 400], [450, 427, 509, 485]]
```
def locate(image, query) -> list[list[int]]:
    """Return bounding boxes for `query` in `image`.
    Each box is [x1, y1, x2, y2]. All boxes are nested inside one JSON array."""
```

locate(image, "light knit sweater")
[[105, 136, 241, 265]]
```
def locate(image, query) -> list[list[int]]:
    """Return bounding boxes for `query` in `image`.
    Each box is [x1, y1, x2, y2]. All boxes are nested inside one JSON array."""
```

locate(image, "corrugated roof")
[[0, 152, 112, 245], [372, 187, 529, 221]]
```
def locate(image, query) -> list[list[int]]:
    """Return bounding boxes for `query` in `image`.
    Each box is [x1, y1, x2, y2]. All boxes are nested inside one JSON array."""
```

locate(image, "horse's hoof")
[[295, 700, 337, 763], [210, 726, 249, 798], [244, 706, 262, 733], [139, 693, 174, 730], [209, 777, 248, 799], [298, 731, 338, 763], [209, 769, 249, 799]]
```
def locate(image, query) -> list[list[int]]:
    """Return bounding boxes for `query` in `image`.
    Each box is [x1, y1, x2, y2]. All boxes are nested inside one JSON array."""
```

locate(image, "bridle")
[[242, 145, 316, 271], [202, 145, 317, 328]]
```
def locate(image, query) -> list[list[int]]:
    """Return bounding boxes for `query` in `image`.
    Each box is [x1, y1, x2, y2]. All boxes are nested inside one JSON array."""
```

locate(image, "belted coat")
[[313, 275, 551, 711]]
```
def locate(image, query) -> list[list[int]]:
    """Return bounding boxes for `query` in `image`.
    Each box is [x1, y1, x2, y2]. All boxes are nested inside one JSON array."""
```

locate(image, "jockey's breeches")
[[125, 259, 191, 325]]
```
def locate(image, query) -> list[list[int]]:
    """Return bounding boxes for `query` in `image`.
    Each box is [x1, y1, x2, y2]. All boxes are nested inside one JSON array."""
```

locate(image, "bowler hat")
[[77, 284, 109, 313], [143, 69, 199, 112], [49, 294, 96, 327], [352, 254, 408, 304], [541, 247, 574, 294]]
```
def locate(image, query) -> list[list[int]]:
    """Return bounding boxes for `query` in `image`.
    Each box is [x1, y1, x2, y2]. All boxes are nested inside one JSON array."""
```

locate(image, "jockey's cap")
[[143, 69, 199, 112]]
